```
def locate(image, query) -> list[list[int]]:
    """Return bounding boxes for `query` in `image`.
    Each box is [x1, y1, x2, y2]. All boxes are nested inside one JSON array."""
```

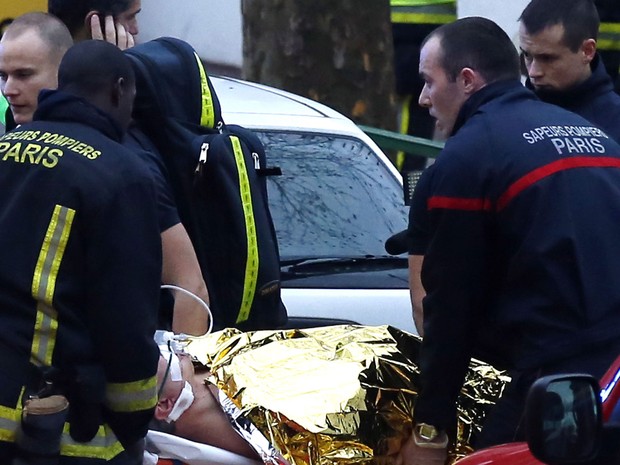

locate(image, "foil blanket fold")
[[183, 325, 510, 465]]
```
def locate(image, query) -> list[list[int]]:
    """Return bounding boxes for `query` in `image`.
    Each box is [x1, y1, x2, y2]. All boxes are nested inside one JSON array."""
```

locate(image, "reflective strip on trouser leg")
[[30, 205, 75, 367], [231, 136, 259, 324]]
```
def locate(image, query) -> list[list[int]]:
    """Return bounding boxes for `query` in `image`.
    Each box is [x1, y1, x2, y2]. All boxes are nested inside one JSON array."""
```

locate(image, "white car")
[[211, 76, 417, 335]]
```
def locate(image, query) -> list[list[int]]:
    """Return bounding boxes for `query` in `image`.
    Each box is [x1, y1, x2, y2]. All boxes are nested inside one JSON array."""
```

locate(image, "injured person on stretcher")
[[144, 326, 508, 465], [144, 337, 260, 464]]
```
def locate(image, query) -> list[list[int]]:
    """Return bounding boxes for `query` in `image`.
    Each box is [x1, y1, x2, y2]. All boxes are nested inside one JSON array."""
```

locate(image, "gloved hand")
[[68, 366, 105, 443], [68, 401, 102, 442], [398, 429, 448, 465], [122, 438, 146, 465]]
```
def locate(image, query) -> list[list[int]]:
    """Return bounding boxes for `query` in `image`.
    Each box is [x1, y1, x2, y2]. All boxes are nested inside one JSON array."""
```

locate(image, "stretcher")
[[144, 430, 262, 465]]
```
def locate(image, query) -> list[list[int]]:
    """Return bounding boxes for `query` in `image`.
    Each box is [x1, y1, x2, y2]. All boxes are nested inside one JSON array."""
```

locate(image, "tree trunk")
[[241, 0, 398, 131]]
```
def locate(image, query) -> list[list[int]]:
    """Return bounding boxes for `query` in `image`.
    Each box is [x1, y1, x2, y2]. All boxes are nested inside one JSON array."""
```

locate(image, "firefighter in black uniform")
[[519, 0, 620, 143], [0, 40, 161, 464], [400, 18, 620, 465]]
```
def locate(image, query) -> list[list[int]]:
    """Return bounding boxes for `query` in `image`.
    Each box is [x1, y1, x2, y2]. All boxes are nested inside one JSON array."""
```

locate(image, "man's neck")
[[175, 376, 259, 458], [576, 63, 593, 86]]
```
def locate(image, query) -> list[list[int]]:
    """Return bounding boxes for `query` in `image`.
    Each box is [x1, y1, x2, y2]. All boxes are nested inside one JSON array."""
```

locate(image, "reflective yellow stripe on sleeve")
[[60, 423, 123, 460], [30, 205, 75, 367], [194, 52, 216, 129], [0, 404, 122, 460], [231, 136, 259, 324], [0, 404, 20, 443], [105, 375, 158, 413]]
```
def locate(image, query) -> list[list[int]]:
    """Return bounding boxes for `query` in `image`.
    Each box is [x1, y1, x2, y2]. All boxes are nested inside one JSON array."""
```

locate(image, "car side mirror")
[[525, 374, 602, 465]]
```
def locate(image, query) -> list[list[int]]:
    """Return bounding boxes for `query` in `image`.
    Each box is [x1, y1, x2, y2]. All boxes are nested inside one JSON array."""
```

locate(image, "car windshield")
[[257, 131, 409, 260]]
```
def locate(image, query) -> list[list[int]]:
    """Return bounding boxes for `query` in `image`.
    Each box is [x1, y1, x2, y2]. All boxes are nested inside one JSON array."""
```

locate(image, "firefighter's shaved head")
[[57, 40, 136, 130]]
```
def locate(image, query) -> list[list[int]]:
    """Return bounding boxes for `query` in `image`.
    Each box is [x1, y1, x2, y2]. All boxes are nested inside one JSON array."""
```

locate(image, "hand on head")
[[89, 13, 134, 50]]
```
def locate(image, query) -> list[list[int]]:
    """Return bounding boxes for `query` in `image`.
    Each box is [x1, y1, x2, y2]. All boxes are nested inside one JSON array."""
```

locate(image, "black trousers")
[[474, 342, 620, 449]]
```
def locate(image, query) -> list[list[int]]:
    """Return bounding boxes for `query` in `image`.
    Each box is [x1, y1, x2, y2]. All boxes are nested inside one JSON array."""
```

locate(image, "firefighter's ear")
[[111, 77, 131, 106], [581, 38, 596, 64], [111, 78, 122, 106], [459, 67, 484, 95]]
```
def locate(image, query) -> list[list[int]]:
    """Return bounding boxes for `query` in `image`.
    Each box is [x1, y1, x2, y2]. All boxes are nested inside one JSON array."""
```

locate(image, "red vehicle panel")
[[455, 355, 620, 465]]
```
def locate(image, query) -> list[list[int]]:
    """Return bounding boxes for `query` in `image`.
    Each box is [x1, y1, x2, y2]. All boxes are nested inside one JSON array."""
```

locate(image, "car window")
[[257, 131, 408, 260]]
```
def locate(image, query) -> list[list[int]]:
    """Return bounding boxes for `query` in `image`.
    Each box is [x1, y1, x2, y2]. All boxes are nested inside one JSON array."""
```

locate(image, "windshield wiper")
[[280, 255, 407, 278]]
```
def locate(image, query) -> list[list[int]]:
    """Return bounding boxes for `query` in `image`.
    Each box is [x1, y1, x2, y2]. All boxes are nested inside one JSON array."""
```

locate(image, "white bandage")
[[163, 350, 183, 382], [166, 381, 195, 422]]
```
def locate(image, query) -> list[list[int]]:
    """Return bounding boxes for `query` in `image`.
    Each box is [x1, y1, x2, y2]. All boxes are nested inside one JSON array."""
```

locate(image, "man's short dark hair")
[[58, 40, 135, 96], [48, 0, 132, 37], [424, 17, 521, 84], [519, 0, 600, 52]]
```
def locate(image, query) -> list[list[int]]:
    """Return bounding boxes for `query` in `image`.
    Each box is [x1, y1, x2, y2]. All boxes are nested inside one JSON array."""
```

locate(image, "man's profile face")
[[519, 22, 593, 93], [0, 29, 59, 125], [155, 351, 197, 422], [116, 0, 142, 36], [157, 352, 196, 397], [418, 36, 468, 136]]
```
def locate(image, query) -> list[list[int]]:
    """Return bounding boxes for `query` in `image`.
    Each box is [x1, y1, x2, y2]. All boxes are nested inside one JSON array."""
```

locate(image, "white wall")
[[138, 0, 243, 67], [138, 0, 532, 69], [458, 0, 530, 46]]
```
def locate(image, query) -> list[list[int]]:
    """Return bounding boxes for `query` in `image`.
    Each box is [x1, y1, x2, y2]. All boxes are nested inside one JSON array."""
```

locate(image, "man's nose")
[[418, 85, 431, 108], [527, 59, 543, 78], [127, 19, 139, 36], [2, 76, 18, 97]]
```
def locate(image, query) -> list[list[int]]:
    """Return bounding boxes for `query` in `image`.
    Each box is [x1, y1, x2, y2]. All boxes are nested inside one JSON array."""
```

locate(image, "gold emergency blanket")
[[183, 325, 510, 465]]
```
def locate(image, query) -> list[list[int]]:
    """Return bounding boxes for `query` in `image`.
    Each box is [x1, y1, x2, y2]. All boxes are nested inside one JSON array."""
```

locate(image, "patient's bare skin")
[[155, 355, 258, 459]]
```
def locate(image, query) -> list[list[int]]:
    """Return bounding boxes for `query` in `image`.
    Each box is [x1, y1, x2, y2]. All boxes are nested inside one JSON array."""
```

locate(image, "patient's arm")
[[161, 224, 210, 335]]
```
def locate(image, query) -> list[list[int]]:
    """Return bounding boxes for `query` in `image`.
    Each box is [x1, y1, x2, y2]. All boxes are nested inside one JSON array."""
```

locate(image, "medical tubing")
[[161, 284, 214, 334]]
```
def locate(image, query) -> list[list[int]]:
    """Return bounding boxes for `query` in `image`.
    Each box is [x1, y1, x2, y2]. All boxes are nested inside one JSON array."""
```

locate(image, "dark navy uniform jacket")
[[414, 80, 620, 431], [0, 90, 161, 463], [124, 127, 180, 233], [528, 54, 620, 142]]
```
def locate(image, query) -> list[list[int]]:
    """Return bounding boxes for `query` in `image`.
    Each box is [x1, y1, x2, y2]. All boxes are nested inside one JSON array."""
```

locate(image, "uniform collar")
[[526, 54, 614, 108], [33, 89, 125, 142], [452, 79, 529, 136]]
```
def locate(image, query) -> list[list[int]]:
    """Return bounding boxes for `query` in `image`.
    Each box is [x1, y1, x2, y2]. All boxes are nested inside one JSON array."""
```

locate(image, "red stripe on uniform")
[[497, 156, 620, 211], [427, 196, 493, 211]]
